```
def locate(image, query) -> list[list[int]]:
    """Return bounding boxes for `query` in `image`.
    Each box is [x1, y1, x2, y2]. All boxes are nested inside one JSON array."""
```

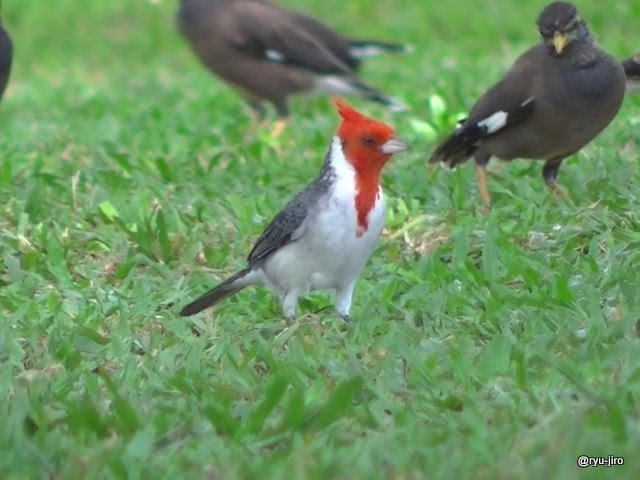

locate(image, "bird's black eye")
[[565, 18, 579, 32], [361, 135, 376, 148], [539, 27, 551, 38]]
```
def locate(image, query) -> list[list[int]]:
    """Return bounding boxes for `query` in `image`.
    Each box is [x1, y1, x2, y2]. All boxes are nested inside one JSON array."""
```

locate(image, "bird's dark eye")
[[361, 135, 376, 148], [565, 19, 578, 32]]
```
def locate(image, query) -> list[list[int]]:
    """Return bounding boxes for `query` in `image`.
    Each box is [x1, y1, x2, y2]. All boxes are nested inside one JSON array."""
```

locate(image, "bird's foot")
[[475, 164, 492, 212], [243, 125, 259, 142], [547, 182, 566, 199], [426, 163, 438, 177], [270, 119, 288, 139], [339, 314, 351, 323]]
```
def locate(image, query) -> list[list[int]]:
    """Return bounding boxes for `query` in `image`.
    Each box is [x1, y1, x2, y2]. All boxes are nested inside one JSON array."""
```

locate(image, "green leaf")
[[155, 157, 173, 181], [409, 118, 437, 141], [99, 372, 141, 436], [451, 227, 469, 267], [74, 326, 110, 345], [482, 212, 499, 284], [303, 377, 364, 433], [203, 403, 240, 437], [1, 157, 13, 184], [553, 273, 574, 303], [428, 94, 447, 119], [247, 374, 289, 434], [477, 335, 512, 377], [99, 201, 119, 222], [45, 232, 72, 288], [155, 209, 172, 262], [283, 387, 305, 431]]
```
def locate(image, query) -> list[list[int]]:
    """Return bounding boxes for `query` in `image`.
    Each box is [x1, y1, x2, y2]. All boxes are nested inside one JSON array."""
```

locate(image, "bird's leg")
[[270, 101, 290, 139], [270, 118, 288, 139], [474, 163, 492, 211], [542, 158, 566, 198], [246, 100, 267, 123], [243, 100, 267, 140], [335, 282, 356, 322], [280, 288, 300, 325], [426, 162, 438, 177]]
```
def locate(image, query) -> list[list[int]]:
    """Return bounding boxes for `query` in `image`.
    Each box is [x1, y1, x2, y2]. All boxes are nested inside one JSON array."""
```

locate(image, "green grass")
[[1, 0, 640, 478]]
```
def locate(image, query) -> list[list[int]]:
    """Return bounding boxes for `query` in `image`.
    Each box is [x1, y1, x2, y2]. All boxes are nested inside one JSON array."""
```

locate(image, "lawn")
[[1, 0, 640, 478]]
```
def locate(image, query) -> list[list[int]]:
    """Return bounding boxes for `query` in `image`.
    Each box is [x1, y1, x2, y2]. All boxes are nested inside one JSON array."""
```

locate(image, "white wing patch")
[[349, 45, 388, 58], [314, 76, 360, 95], [476, 98, 534, 134], [478, 111, 508, 134], [265, 49, 285, 62]]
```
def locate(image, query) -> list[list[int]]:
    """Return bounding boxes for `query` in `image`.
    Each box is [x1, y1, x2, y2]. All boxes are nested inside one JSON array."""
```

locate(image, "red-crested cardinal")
[[180, 98, 409, 322], [177, 0, 408, 136]]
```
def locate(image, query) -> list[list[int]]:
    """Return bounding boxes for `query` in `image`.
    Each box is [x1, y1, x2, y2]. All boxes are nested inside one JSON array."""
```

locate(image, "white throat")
[[328, 136, 356, 181]]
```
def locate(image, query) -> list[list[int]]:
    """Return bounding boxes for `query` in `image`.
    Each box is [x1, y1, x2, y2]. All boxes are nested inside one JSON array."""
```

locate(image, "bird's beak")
[[552, 32, 568, 54], [381, 137, 410, 155]]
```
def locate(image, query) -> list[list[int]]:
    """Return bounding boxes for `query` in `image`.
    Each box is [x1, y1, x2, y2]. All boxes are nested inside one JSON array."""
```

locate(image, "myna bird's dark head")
[[537, 2, 589, 56]]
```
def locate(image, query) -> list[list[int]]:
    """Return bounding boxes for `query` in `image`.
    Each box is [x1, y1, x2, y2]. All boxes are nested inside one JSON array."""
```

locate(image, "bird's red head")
[[333, 98, 409, 235], [334, 98, 407, 173]]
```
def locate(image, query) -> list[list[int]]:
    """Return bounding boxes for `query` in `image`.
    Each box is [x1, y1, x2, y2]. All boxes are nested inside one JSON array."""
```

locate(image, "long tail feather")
[[348, 40, 413, 58], [179, 268, 252, 316], [623, 54, 640, 93], [350, 80, 407, 112], [316, 76, 406, 112], [429, 125, 484, 168], [430, 98, 535, 168]]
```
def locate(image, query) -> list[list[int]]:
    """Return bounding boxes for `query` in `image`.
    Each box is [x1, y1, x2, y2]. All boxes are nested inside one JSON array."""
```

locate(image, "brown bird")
[[429, 2, 625, 209], [623, 54, 640, 93], [177, 0, 408, 136], [0, 15, 12, 102]]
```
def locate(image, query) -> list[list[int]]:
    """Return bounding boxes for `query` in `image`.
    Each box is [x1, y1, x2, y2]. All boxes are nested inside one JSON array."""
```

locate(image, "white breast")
[[262, 137, 385, 294]]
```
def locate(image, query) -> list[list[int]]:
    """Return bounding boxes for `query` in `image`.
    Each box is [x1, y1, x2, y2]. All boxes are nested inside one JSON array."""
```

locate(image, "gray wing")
[[246, 193, 309, 265], [247, 146, 334, 265]]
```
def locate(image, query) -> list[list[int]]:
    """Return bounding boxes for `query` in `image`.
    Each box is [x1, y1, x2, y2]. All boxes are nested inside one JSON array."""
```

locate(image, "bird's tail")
[[430, 98, 536, 168], [428, 122, 483, 169], [623, 54, 640, 77], [350, 80, 407, 112], [623, 54, 640, 93], [315, 76, 406, 112], [348, 40, 413, 58], [179, 267, 253, 316]]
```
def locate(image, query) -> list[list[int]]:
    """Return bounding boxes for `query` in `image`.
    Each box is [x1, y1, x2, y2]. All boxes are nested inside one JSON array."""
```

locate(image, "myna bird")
[[429, 2, 625, 208], [0, 15, 12, 102], [177, 0, 408, 136], [179, 99, 409, 322], [622, 54, 640, 93]]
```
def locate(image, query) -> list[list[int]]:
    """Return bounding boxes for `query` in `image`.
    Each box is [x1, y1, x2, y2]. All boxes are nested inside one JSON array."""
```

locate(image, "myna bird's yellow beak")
[[552, 32, 568, 54]]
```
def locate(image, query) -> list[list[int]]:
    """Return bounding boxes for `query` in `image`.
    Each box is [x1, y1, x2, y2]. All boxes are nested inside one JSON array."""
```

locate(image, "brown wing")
[[221, 1, 355, 76], [430, 46, 540, 166]]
